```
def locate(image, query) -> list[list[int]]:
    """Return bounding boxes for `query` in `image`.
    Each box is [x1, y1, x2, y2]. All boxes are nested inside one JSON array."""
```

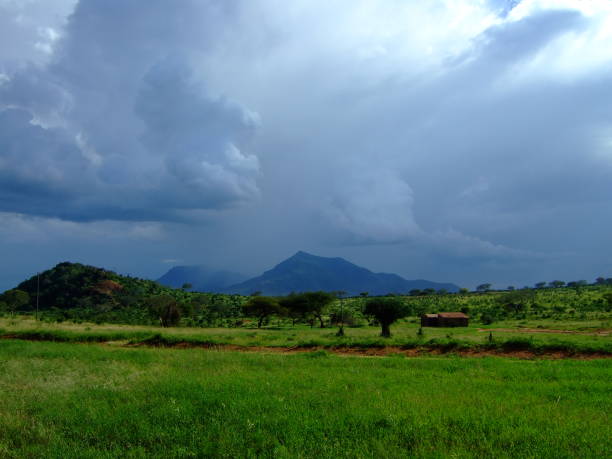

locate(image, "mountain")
[[223, 251, 459, 296], [157, 266, 246, 292]]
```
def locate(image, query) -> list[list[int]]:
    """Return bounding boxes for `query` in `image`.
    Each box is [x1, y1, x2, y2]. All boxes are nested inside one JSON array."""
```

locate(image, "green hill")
[[10, 262, 246, 326]]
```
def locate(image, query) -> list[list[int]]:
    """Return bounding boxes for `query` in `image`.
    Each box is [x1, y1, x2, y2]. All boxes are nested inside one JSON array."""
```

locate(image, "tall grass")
[[0, 340, 610, 458]]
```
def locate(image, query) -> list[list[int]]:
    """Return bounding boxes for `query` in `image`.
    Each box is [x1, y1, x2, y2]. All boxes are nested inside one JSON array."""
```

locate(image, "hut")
[[421, 314, 439, 327], [420, 312, 469, 327], [437, 312, 469, 327]]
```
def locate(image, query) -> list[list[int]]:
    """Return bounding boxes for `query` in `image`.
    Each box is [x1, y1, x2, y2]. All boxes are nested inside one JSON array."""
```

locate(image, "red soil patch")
[[3, 334, 610, 359], [478, 328, 610, 336], [133, 341, 611, 360]]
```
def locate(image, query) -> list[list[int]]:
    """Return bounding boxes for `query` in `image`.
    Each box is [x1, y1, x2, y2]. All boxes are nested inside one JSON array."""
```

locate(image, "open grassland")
[[1, 316, 610, 356], [0, 339, 610, 458]]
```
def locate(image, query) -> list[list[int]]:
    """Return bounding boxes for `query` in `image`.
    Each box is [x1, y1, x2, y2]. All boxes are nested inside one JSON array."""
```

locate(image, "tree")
[[496, 290, 535, 315], [300, 291, 335, 328], [549, 280, 565, 288], [181, 283, 193, 291], [567, 280, 588, 294], [279, 293, 306, 326], [476, 283, 491, 293], [1, 289, 30, 316], [534, 282, 546, 289], [242, 296, 283, 328], [507, 286, 515, 291], [409, 289, 422, 296], [363, 297, 409, 337], [332, 291, 347, 336], [603, 293, 612, 312], [146, 294, 181, 327], [458, 288, 469, 295]]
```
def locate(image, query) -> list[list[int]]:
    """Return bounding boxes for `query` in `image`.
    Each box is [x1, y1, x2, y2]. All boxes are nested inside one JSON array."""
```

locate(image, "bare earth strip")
[[1, 334, 610, 360], [478, 328, 611, 336]]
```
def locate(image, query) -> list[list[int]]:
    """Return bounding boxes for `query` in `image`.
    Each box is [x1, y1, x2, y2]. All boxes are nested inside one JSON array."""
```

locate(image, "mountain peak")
[[292, 250, 316, 258], [223, 251, 459, 296]]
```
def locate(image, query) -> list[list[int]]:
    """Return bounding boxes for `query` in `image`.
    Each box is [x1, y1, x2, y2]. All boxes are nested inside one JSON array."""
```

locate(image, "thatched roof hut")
[[420, 312, 469, 327]]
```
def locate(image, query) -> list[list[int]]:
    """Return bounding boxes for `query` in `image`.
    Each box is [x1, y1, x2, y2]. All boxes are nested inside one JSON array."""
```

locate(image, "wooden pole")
[[36, 272, 40, 321]]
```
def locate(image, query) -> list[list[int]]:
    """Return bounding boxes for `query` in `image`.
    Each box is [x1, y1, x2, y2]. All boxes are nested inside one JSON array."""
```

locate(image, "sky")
[[1, 0, 612, 291]]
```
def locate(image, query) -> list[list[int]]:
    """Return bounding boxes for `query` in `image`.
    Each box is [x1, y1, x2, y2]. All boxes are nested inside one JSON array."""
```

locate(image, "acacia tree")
[[363, 297, 409, 337], [281, 291, 336, 328], [242, 296, 283, 328], [303, 291, 335, 328], [279, 293, 306, 326], [549, 280, 565, 288], [146, 294, 181, 327]]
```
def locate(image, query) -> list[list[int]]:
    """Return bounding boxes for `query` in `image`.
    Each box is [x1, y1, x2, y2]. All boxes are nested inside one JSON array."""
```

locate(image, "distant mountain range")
[[213, 251, 459, 296], [157, 266, 246, 292]]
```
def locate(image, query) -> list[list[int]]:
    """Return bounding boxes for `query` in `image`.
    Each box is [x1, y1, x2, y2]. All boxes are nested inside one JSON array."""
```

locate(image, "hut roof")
[[438, 312, 468, 319], [423, 314, 438, 318]]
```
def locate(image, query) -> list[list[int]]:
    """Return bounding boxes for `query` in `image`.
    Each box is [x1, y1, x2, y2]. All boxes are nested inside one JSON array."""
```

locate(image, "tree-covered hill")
[[8, 262, 246, 326], [16, 262, 171, 311]]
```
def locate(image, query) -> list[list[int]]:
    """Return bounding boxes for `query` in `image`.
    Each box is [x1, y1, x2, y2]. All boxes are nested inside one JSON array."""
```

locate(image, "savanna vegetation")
[[3, 263, 611, 334]]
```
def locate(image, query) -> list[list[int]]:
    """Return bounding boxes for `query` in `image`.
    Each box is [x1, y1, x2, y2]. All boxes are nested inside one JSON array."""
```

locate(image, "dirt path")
[[478, 328, 611, 336], [2, 334, 610, 360], [159, 343, 611, 360]]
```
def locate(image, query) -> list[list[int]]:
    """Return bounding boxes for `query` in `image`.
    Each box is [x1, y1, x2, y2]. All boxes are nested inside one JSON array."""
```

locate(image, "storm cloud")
[[1, 0, 612, 290], [0, 0, 260, 221]]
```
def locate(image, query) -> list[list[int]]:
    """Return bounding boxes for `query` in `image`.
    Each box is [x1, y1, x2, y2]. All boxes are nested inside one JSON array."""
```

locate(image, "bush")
[[480, 313, 495, 325]]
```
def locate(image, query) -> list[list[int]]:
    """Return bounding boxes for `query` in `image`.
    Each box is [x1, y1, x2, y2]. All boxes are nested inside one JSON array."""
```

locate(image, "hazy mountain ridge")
[[157, 266, 246, 292], [222, 251, 459, 296]]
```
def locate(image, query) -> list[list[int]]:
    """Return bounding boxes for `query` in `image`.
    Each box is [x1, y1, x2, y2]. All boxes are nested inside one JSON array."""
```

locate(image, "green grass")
[[1, 316, 610, 355], [0, 339, 610, 458]]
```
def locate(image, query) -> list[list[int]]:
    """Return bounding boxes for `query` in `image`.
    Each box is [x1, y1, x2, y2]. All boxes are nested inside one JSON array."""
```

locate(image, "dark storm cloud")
[[1, 0, 612, 291], [0, 0, 259, 222]]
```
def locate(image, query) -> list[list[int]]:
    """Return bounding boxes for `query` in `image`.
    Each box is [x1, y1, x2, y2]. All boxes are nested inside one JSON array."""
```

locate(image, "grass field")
[[1, 316, 610, 355], [0, 339, 610, 458]]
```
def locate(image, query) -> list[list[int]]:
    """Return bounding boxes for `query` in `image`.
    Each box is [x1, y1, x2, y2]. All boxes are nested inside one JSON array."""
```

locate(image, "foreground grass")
[[1, 317, 610, 355], [0, 340, 610, 458]]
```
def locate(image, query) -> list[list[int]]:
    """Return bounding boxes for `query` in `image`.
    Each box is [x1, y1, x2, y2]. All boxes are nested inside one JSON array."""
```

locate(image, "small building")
[[420, 312, 469, 327], [421, 314, 439, 327]]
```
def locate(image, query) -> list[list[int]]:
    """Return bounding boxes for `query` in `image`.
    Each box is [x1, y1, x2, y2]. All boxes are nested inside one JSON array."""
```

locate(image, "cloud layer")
[[2, 0, 612, 290]]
